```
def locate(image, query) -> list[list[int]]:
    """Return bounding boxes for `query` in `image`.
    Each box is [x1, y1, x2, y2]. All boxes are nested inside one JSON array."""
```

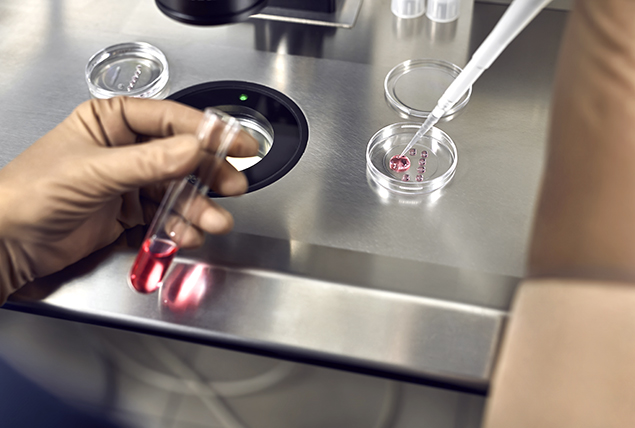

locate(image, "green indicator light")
[[239, 94, 248, 101]]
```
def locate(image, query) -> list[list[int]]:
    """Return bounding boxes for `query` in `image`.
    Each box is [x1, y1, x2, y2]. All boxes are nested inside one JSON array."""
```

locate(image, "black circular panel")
[[168, 81, 309, 195]]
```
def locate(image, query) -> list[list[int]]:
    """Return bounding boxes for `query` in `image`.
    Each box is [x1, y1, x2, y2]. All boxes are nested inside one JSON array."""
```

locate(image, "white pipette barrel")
[[399, 0, 553, 157]]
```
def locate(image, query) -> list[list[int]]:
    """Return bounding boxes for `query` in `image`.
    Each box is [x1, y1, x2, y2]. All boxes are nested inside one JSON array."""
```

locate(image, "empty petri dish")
[[86, 42, 169, 99], [366, 122, 457, 194], [384, 59, 471, 120]]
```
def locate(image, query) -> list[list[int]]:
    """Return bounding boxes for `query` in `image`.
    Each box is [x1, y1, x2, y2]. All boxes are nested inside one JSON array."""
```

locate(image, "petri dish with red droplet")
[[366, 122, 457, 195]]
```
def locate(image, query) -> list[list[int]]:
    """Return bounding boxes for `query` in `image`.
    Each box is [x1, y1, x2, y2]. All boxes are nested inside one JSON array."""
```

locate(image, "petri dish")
[[85, 42, 169, 99], [366, 122, 457, 194], [384, 59, 471, 120]]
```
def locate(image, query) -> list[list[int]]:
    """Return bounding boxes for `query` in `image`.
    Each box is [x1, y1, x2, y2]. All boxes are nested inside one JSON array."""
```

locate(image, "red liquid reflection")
[[161, 263, 210, 314], [129, 238, 178, 294]]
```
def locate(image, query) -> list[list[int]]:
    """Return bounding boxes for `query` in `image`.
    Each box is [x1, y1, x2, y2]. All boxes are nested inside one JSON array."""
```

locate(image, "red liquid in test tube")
[[129, 238, 179, 293]]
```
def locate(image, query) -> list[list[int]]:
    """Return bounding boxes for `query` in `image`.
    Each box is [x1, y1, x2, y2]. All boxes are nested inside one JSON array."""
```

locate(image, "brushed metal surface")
[[0, 0, 567, 391]]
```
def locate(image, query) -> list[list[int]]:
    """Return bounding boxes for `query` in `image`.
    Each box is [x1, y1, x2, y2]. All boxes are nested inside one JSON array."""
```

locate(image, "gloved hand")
[[0, 97, 258, 305]]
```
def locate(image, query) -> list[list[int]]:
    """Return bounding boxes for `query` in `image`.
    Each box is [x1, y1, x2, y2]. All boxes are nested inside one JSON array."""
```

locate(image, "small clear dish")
[[85, 42, 169, 99], [366, 122, 457, 194], [384, 59, 471, 120]]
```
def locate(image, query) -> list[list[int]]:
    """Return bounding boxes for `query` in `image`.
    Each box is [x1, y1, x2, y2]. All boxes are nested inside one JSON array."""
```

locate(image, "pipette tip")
[[399, 113, 440, 157]]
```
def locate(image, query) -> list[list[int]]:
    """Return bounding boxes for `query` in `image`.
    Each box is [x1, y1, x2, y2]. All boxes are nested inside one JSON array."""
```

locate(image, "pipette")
[[399, 0, 553, 157]]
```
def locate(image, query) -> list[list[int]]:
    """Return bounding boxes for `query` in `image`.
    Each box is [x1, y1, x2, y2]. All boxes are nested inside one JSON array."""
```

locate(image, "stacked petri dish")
[[367, 59, 470, 196]]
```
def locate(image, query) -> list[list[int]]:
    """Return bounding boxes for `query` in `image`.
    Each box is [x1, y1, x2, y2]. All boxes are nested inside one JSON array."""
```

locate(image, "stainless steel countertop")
[[0, 0, 567, 393]]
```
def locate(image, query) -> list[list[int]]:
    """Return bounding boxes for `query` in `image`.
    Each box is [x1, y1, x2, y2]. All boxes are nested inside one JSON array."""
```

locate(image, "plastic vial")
[[426, 0, 460, 23], [391, 0, 425, 18]]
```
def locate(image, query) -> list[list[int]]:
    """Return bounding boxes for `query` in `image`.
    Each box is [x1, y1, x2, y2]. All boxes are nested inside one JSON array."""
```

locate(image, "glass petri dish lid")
[[384, 59, 471, 120], [366, 122, 457, 194], [86, 42, 169, 99]]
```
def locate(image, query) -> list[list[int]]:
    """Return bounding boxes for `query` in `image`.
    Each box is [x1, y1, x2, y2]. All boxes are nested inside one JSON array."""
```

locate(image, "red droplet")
[[390, 155, 410, 172]]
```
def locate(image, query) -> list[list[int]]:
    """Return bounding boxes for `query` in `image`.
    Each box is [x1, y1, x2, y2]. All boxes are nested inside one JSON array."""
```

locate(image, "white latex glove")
[[0, 97, 258, 305]]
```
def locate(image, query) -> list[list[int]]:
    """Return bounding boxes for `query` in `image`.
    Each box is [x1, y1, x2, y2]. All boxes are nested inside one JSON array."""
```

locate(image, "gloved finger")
[[184, 194, 235, 235], [208, 159, 250, 196], [178, 225, 206, 249], [161, 215, 206, 249], [163, 190, 234, 235], [154, 192, 232, 249], [72, 97, 259, 158]]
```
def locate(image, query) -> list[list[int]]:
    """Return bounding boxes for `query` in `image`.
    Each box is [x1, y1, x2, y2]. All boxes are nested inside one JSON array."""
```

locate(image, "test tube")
[[128, 108, 241, 294]]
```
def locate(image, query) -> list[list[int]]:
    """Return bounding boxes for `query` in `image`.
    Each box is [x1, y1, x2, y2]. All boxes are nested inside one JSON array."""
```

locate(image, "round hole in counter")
[[168, 81, 309, 195]]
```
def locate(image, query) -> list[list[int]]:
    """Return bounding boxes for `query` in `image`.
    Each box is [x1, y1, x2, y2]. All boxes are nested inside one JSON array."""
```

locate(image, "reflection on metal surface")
[[252, 0, 363, 28], [366, 168, 444, 206], [160, 262, 216, 315], [0, 1, 50, 90], [273, 54, 290, 90], [426, 16, 459, 41], [391, 15, 426, 39], [253, 20, 336, 58]]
